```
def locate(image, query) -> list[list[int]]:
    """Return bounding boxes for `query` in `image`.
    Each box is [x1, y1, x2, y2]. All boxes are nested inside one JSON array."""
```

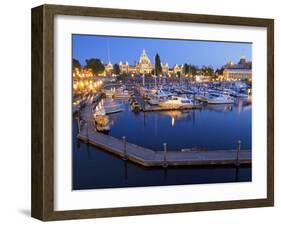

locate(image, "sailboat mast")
[[107, 38, 111, 64]]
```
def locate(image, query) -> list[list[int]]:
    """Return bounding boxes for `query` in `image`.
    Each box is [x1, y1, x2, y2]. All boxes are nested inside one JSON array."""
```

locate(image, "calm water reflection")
[[72, 98, 252, 190]]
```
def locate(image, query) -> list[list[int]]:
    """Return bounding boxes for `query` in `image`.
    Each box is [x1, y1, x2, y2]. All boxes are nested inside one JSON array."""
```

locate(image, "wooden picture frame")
[[31, 4, 274, 221]]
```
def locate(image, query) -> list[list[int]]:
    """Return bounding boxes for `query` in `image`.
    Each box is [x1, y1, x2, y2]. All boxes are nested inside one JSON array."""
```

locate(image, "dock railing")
[[123, 136, 127, 160], [163, 143, 168, 168], [236, 140, 241, 166]]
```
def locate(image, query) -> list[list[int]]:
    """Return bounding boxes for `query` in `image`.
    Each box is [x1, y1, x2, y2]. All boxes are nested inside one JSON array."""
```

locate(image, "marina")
[[75, 80, 252, 168], [72, 76, 252, 189], [72, 36, 252, 189], [72, 89, 252, 189]]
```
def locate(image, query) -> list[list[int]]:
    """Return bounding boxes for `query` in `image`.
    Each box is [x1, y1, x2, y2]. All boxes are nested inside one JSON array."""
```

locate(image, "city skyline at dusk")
[[72, 33, 253, 190], [72, 34, 252, 69]]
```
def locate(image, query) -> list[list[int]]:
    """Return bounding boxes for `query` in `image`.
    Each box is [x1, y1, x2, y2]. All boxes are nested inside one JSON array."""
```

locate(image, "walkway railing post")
[[76, 117, 81, 133], [163, 143, 168, 168], [86, 122, 89, 143], [123, 136, 127, 160], [236, 140, 241, 166]]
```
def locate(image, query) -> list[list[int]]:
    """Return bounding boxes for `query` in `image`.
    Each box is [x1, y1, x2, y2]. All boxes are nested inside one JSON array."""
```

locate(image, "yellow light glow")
[[79, 81, 84, 89], [171, 117, 175, 127]]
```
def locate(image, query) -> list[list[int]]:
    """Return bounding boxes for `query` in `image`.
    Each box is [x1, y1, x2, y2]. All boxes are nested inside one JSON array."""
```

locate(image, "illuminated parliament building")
[[104, 49, 173, 76]]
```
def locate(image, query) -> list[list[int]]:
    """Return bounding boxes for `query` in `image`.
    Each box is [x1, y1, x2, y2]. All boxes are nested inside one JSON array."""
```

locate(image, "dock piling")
[[85, 122, 89, 143], [163, 143, 168, 168], [76, 117, 81, 133], [123, 136, 127, 160], [236, 140, 241, 166]]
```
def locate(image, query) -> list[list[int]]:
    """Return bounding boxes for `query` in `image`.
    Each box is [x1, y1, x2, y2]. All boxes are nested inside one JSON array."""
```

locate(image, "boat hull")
[[207, 99, 234, 104], [148, 99, 159, 105], [158, 103, 194, 108]]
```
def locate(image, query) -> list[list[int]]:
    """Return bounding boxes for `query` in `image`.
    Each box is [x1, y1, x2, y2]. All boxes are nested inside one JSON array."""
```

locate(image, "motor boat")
[[113, 86, 132, 100], [206, 94, 234, 104], [93, 108, 110, 132], [131, 101, 141, 112], [147, 98, 159, 105], [147, 89, 171, 105], [159, 96, 194, 108]]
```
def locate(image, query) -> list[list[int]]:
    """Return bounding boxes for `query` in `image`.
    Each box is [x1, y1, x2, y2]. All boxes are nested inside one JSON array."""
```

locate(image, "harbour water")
[[72, 97, 252, 190]]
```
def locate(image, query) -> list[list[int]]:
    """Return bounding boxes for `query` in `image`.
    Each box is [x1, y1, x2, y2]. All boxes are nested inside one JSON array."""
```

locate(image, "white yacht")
[[159, 96, 194, 108], [104, 89, 115, 98], [206, 94, 234, 104], [195, 95, 207, 102], [103, 103, 124, 114], [194, 92, 209, 102], [148, 89, 171, 105], [231, 91, 248, 98], [147, 98, 159, 105], [113, 86, 132, 100]]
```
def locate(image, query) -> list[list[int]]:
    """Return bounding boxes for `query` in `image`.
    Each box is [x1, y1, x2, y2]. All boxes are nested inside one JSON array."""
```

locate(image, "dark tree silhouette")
[[85, 58, 105, 75], [201, 65, 214, 76], [154, 53, 162, 76], [183, 63, 198, 75], [113, 64, 120, 75], [72, 58, 81, 70]]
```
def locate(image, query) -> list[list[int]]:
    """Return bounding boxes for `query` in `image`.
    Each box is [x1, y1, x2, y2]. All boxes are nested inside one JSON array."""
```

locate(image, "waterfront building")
[[81, 51, 252, 80], [195, 75, 212, 83], [119, 61, 129, 74], [104, 62, 113, 76], [72, 67, 105, 94], [223, 56, 252, 81], [223, 69, 252, 80], [161, 63, 169, 75], [104, 49, 170, 76], [135, 49, 154, 74], [173, 64, 181, 75], [174, 64, 185, 76], [128, 65, 137, 74], [73, 68, 93, 83]]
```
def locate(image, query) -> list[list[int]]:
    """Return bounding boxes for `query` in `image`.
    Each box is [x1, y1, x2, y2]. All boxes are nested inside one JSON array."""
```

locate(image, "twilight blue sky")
[[72, 34, 252, 69]]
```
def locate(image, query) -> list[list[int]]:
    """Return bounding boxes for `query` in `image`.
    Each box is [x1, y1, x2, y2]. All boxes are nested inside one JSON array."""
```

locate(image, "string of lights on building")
[[72, 49, 252, 92]]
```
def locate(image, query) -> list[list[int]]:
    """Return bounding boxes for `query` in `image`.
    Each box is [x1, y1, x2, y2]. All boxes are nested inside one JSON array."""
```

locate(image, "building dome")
[[139, 49, 151, 64]]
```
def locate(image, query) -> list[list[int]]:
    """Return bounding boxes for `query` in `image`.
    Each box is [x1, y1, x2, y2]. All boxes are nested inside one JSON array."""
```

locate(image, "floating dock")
[[77, 105, 251, 167]]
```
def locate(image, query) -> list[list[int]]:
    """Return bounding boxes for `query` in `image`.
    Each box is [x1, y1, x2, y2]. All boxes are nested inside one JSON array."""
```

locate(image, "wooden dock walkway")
[[77, 103, 251, 167], [78, 130, 251, 167]]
